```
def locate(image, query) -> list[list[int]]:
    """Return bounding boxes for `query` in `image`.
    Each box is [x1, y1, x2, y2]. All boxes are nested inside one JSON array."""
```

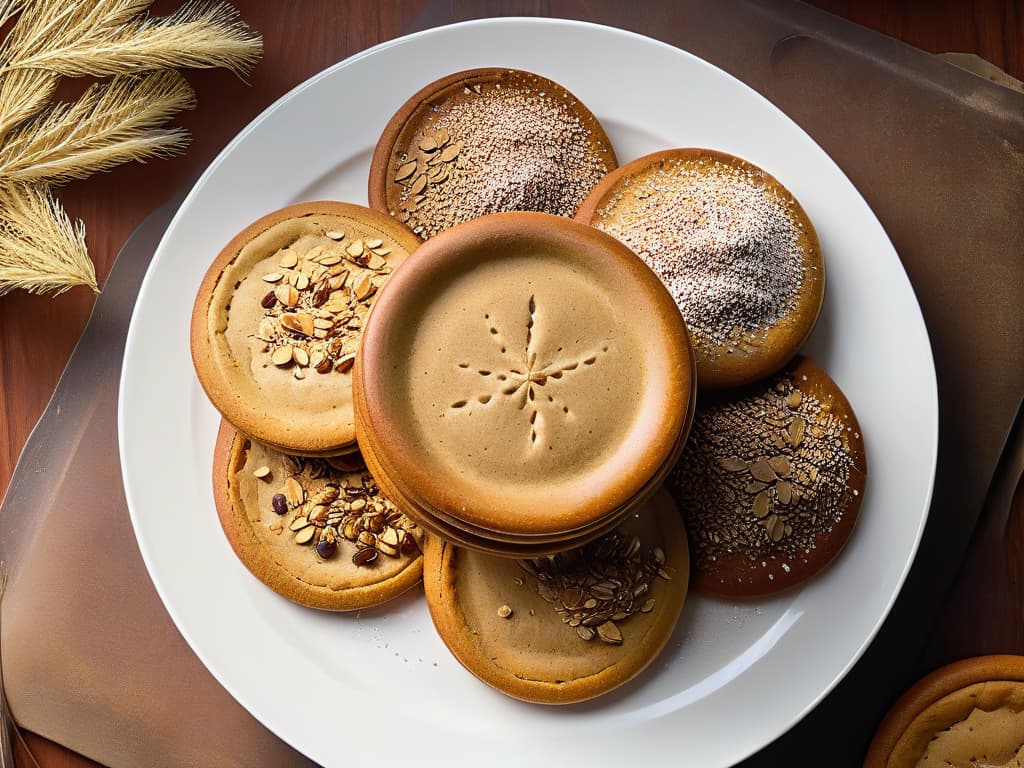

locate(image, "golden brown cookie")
[[577, 149, 823, 391], [354, 211, 695, 550], [865, 655, 1024, 768], [213, 421, 424, 610], [423, 491, 689, 704], [191, 201, 419, 456], [666, 356, 866, 597], [369, 68, 616, 239]]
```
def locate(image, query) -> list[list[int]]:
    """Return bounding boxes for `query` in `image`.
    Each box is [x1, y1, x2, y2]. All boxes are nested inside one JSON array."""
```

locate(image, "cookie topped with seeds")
[[577, 149, 824, 391], [666, 356, 866, 597], [191, 201, 418, 456], [213, 421, 424, 610], [369, 68, 616, 240], [422, 490, 689, 704]]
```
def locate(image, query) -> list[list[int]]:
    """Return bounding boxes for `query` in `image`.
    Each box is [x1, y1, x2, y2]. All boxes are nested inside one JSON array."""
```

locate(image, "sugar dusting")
[[595, 155, 808, 355], [399, 81, 612, 238]]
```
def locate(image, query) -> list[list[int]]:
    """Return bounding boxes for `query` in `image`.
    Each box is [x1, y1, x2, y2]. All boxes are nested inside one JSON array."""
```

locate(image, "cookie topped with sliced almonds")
[[422, 491, 689, 704], [213, 421, 424, 610], [191, 201, 418, 456]]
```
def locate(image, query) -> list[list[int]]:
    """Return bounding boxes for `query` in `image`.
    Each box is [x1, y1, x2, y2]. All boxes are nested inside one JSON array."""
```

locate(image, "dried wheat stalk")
[[0, 70, 196, 185], [0, 183, 97, 295], [0, 0, 262, 79]]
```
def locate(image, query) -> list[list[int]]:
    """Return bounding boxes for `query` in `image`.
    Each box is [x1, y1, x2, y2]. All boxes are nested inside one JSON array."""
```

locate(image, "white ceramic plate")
[[119, 18, 937, 766]]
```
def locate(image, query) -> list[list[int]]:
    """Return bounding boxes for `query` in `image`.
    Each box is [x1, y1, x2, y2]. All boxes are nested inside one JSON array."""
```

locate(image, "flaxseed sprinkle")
[[669, 372, 854, 573]]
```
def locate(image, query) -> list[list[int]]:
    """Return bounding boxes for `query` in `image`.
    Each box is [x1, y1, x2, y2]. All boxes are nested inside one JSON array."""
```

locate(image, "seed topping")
[[518, 529, 667, 646], [668, 369, 857, 584], [253, 226, 396, 381], [261, 455, 421, 568]]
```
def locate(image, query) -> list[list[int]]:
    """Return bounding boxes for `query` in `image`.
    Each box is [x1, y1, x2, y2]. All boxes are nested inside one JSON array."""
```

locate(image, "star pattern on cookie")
[[449, 295, 606, 447]]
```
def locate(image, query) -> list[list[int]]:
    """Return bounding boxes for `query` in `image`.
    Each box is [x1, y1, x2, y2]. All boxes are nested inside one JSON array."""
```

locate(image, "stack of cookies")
[[352, 211, 696, 557], [191, 201, 427, 609], [188, 66, 868, 705]]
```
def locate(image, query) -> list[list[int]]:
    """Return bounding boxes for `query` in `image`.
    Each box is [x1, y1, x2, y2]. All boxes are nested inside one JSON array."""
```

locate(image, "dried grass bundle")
[[0, 0, 262, 296]]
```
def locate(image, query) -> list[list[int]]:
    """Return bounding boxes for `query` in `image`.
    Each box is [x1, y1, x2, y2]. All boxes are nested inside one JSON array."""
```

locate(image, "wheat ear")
[[0, 0, 262, 78], [0, 70, 196, 185], [0, 183, 98, 295]]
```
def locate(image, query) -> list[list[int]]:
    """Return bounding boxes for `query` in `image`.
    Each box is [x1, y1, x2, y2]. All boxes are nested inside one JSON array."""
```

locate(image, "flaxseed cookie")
[[369, 68, 616, 239], [423, 491, 689, 704], [191, 201, 418, 456], [666, 356, 866, 597], [865, 655, 1024, 768], [213, 421, 424, 610], [577, 149, 824, 391]]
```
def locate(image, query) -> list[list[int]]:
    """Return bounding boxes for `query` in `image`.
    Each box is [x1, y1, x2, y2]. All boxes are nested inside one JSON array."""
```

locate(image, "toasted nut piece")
[[352, 547, 377, 566], [284, 477, 304, 506], [271, 346, 294, 366], [275, 284, 299, 306]]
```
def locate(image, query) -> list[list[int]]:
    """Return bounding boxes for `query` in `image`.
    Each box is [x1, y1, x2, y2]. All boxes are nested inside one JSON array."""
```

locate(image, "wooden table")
[[2, 2, 1020, 766]]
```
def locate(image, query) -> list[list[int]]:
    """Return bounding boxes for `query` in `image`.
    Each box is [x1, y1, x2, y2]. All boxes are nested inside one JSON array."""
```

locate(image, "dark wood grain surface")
[[1, 1, 1020, 766]]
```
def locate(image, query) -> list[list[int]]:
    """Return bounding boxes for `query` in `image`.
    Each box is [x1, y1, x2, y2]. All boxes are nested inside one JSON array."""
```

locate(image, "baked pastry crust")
[[422, 490, 689, 704], [354, 211, 695, 543], [369, 68, 616, 239], [212, 421, 423, 610], [191, 201, 419, 456], [865, 655, 1024, 768], [577, 148, 824, 391]]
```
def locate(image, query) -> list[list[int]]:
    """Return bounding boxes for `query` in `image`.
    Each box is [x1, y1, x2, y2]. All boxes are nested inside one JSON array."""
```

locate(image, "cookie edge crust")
[[212, 419, 423, 611]]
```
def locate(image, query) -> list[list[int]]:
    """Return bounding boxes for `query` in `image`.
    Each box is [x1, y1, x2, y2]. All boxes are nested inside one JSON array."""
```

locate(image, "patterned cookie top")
[[667, 356, 866, 597], [356, 212, 694, 539]]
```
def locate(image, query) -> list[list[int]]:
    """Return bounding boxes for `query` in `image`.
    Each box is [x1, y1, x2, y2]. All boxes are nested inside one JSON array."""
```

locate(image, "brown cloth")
[[1, 2, 1022, 766]]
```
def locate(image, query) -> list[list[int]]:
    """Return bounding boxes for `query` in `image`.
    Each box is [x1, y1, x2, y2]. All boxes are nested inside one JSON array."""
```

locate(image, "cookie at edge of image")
[[865, 655, 1024, 768]]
